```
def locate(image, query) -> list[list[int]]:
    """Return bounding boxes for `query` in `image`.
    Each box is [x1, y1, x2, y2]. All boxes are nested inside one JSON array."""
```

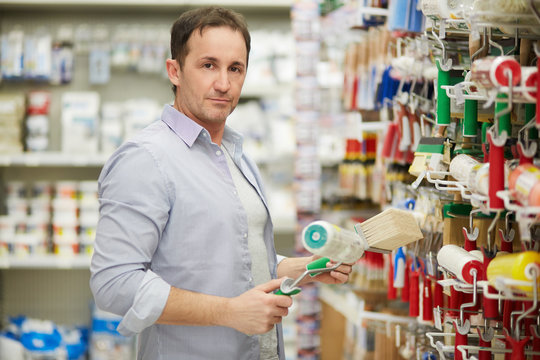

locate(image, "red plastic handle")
[[409, 270, 420, 317], [518, 142, 534, 165], [454, 322, 468, 360], [503, 300, 514, 333], [477, 329, 492, 360], [382, 123, 398, 159], [537, 51, 540, 127], [488, 131, 505, 210], [449, 285, 463, 319], [387, 255, 397, 300], [532, 326, 540, 360], [482, 254, 500, 319], [463, 227, 477, 251], [499, 228, 514, 253], [483, 285, 499, 319], [504, 328, 530, 360], [423, 277, 433, 322]]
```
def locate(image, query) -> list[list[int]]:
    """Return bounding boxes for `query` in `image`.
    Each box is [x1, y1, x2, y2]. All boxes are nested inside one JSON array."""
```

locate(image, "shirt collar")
[[161, 104, 204, 148], [161, 105, 244, 161], [222, 126, 244, 164]]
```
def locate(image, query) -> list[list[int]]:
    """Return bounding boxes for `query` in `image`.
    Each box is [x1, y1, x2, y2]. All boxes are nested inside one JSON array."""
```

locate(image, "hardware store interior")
[[0, 0, 540, 359]]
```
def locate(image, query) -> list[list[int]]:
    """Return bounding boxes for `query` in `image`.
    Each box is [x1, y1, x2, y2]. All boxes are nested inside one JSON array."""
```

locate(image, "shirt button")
[[233, 190, 237, 195], [216, 150, 222, 156], [243, 233, 248, 238]]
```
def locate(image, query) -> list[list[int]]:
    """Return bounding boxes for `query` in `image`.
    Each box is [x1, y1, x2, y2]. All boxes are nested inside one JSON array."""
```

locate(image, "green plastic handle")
[[275, 257, 332, 296], [525, 103, 538, 140], [307, 257, 331, 277], [436, 62, 451, 126], [275, 288, 301, 296], [463, 99, 478, 137], [495, 94, 511, 136]]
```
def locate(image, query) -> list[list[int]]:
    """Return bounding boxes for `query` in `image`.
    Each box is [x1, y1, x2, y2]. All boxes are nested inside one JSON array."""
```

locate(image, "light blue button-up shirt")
[[90, 105, 285, 360]]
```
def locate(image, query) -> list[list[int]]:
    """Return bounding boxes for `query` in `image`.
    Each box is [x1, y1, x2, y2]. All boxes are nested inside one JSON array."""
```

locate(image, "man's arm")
[[157, 278, 292, 335]]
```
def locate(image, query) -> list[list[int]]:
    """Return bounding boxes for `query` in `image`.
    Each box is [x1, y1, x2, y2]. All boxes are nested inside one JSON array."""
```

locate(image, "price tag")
[[433, 307, 443, 331]]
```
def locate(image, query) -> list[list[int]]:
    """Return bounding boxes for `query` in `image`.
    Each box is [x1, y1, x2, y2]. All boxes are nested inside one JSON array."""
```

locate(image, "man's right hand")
[[223, 278, 293, 335]]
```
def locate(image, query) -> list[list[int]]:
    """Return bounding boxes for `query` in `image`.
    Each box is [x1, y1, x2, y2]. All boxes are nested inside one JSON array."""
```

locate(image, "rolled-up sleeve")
[[90, 142, 173, 336]]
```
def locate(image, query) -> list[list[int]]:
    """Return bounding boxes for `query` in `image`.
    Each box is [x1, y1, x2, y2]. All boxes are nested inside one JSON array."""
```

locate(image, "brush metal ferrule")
[[353, 223, 391, 254]]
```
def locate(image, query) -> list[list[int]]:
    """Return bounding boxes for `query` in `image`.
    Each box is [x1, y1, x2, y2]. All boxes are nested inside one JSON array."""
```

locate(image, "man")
[[90, 6, 351, 360]]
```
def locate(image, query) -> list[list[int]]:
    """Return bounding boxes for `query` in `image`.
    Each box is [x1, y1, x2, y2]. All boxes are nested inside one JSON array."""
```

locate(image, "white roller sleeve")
[[449, 154, 479, 183], [437, 244, 483, 284], [302, 220, 366, 263], [469, 250, 484, 262]]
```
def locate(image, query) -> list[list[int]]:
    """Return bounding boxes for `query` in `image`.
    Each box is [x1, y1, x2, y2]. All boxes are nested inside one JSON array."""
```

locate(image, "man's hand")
[[223, 278, 293, 335], [277, 256, 353, 286], [309, 256, 353, 285]]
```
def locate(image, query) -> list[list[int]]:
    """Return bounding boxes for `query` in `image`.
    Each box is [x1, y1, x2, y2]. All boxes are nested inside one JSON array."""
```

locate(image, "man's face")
[[175, 26, 247, 127]]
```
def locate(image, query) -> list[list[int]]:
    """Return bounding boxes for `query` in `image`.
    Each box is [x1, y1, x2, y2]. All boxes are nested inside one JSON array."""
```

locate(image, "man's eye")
[[230, 67, 241, 73], [203, 63, 213, 69]]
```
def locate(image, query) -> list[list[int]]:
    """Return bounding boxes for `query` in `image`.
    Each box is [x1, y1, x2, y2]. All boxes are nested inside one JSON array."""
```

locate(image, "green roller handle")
[[436, 61, 451, 126], [274, 288, 300, 296], [495, 94, 511, 136], [525, 103, 538, 140], [307, 257, 331, 277], [463, 99, 478, 137], [274, 257, 330, 296]]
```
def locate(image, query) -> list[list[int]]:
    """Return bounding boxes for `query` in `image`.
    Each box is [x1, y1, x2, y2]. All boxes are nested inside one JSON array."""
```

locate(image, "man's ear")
[[166, 58, 181, 88]]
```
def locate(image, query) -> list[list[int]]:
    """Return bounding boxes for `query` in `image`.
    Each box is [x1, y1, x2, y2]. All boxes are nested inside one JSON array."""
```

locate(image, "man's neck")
[[173, 103, 225, 145]]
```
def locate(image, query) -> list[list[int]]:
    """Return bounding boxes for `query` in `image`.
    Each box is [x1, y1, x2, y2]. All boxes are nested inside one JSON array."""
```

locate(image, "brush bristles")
[[359, 208, 424, 250]]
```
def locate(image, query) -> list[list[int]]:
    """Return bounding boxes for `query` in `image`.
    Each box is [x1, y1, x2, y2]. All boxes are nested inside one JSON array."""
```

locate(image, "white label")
[[433, 307, 443, 331]]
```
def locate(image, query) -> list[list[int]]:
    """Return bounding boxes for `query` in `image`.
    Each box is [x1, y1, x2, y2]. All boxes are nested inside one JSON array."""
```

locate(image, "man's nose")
[[214, 70, 231, 92]]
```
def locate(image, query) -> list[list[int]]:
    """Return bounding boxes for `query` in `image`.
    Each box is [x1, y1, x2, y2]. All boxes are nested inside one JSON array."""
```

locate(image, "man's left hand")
[[309, 256, 353, 285]]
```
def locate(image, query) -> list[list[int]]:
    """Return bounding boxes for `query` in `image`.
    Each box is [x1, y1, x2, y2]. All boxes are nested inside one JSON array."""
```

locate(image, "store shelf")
[[0, 151, 298, 168], [356, 7, 389, 17], [0, 0, 293, 9], [242, 83, 293, 98], [319, 285, 416, 326], [0, 152, 110, 167], [0, 254, 91, 269]]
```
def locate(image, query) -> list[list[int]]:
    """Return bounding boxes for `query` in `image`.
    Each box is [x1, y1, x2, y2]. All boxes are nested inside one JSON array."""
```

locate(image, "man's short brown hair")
[[170, 6, 251, 94]]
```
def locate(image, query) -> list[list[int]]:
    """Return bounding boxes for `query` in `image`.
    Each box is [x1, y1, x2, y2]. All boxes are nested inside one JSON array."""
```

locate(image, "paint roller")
[[437, 245, 485, 284], [276, 208, 424, 295], [486, 251, 540, 293], [437, 245, 485, 321]]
